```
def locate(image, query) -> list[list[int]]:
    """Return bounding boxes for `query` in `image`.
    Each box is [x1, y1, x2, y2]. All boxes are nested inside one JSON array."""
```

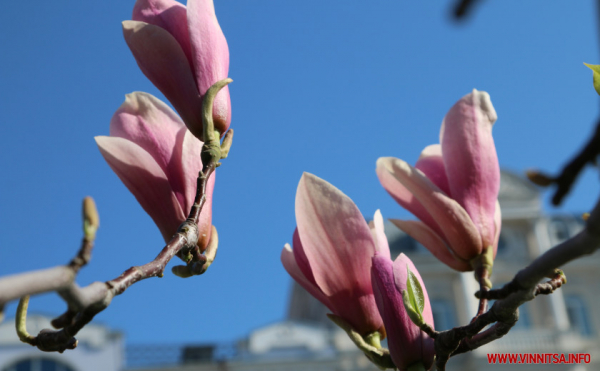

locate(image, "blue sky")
[[1, 0, 599, 347]]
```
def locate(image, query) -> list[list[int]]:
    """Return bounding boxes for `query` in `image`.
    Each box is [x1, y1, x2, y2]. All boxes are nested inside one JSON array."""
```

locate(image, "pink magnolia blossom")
[[371, 253, 435, 371], [376, 90, 501, 271], [122, 0, 230, 140], [95, 92, 215, 250], [281, 173, 390, 336]]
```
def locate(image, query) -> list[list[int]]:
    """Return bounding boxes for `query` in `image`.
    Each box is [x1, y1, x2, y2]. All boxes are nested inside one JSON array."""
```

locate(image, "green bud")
[[172, 265, 193, 278], [82, 197, 99, 240], [402, 289, 424, 327], [584, 63, 600, 96], [402, 266, 426, 327]]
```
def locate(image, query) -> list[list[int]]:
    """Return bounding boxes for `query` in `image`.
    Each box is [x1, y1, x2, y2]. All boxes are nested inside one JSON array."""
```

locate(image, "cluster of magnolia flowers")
[[91, 0, 502, 369], [96, 0, 231, 253], [282, 90, 501, 371]]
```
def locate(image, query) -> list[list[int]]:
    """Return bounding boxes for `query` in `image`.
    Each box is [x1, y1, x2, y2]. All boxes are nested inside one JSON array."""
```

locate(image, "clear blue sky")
[[1, 1, 599, 346]]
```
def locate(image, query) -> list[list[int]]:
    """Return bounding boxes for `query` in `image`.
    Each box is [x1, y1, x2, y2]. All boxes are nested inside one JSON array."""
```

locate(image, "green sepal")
[[402, 266, 425, 326]]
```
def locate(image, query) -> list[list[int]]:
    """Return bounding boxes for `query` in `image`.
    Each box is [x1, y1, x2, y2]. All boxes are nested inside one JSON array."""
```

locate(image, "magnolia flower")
[[123, 0, 230, 140], [281, 173, 390, 336], [95, 92, 215, 250], [377, 90, 501, 271], [371, 253, 435, 371]]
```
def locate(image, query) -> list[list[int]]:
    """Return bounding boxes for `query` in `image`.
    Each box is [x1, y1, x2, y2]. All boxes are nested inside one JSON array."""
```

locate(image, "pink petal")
[[295, 172, 381, 334], [377, 157, 482, 260], [441, 90, 500, 248], [110, 92, 187, 209], [96, 136, 185, 243], [371, 254, 400, 328], [390, 219, 471, 272], [292, 228, 318, 287], [369, 210, 391, 259], [393, 254, 435, 370], [296, 173, 376, 296], [171, 128, 205, 204], [415, 144, 451, 196], [377, 157, 445, 241], [187, 0, 231, 134], [281, 244, 334, 312], [122, 21, 205, 140], [132, 0, 194, 68]]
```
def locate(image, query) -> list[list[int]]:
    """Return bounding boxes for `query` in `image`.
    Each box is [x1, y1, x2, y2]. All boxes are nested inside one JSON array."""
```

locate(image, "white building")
[[0, 314, 123, 371]]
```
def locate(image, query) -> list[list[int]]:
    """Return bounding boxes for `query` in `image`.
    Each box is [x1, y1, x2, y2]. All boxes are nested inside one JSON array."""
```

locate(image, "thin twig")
[[549, 120, 600, 205], [452, 0, 480, 20]]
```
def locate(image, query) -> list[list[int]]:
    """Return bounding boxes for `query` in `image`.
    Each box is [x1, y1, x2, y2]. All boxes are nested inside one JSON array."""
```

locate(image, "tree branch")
[[452, 0, 481, 21], [432, 195, 600, 369]]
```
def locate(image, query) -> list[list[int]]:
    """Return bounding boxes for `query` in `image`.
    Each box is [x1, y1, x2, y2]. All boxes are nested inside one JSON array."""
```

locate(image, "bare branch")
[[452, 0, 481, 20], [528, 119, 600, 206], [0, 267, 76, 307]]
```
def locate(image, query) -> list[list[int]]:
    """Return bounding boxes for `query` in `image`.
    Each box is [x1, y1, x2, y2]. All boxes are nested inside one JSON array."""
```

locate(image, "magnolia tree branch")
[[0, 79, 233, 353], [527, 119, 600, 206], [551, 120, 600, 205], [452, 0, 481, 20]]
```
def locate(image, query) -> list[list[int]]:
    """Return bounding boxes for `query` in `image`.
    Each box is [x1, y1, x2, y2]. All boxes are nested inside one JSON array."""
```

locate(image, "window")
[[496, 233, 508, 254], [565, 295, 593, 336], [549, 219, 570, 243], [3, 358, 75, 371]]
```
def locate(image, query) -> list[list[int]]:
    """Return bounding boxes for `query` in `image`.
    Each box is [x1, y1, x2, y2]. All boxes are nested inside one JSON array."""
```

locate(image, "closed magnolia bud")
[[82, 197, 100, 239], [124, 0, 231, 139], [377, 90, 502, 271], [96, 92, 214, 252], [372, 253, 434, 371]]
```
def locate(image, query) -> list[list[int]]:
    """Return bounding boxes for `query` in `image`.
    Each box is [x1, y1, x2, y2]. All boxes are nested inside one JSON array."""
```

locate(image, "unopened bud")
[[82, 197, 99, 240], [172, 265, 193, 278], [549, 269, 567, 284], [584, 63, 600, 96]]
